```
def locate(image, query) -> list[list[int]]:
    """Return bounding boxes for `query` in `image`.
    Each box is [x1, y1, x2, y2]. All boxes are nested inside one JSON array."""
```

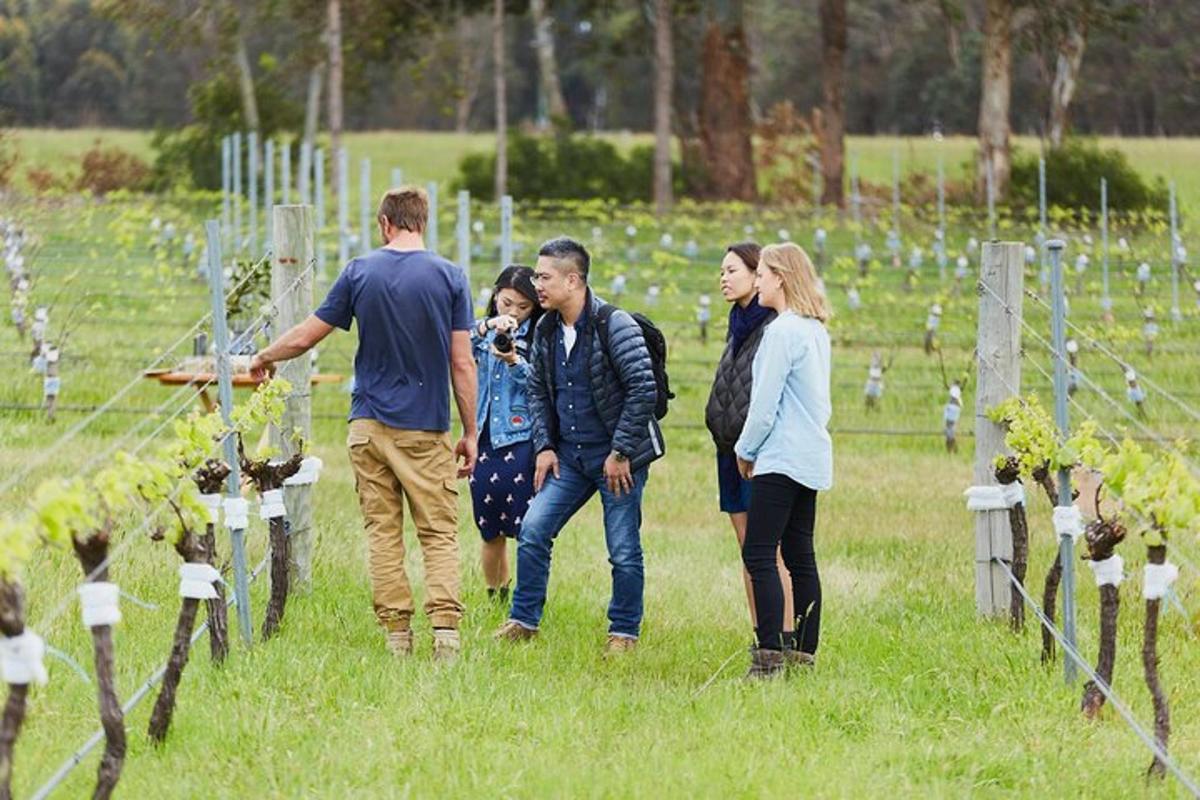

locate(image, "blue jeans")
[[508, 447, 648, 637]]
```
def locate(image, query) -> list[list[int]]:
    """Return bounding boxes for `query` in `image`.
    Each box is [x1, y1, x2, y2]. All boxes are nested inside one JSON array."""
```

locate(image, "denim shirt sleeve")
[[471, 320, 490, 360], [735, 321, 797, 462]]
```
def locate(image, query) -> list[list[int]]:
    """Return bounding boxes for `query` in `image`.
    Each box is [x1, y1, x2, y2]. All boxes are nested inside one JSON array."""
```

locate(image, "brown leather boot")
[[745, 647, 785, 680], [493, 620, 538, 642], [784, 648, 816, 668], [603, 634, 638, 656]]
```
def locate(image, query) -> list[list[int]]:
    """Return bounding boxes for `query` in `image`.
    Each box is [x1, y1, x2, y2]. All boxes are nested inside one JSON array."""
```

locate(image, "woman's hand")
[[491, 344, 521, 366], [737, 457, 755, 481], [489, 314, 518, 334]]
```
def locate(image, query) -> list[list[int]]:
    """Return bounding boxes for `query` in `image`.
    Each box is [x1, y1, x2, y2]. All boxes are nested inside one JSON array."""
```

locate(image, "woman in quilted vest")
[[704, 242, 795, 649]]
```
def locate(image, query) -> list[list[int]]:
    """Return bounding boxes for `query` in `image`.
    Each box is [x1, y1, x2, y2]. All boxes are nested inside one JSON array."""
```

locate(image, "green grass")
[[3, 192, 1200, 797], [9, 129, 1200, 211]]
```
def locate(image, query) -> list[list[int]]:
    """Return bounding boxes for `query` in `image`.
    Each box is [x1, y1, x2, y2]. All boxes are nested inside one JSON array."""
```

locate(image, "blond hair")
[[377, 186, 428, 233], [761, 242, 831, 322]]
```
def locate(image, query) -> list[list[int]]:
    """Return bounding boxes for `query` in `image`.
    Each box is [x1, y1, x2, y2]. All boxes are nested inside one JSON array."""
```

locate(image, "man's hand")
[[454, 435, 478, 479], [604, 453, 633, 497], [247, 315, 333, 382], [249, 353, 275, 382], [534, 449, 560, 493], [737, 457, 755, 481]]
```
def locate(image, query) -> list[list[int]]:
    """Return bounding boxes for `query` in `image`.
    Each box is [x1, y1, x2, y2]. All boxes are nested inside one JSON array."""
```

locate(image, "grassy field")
[[8, 128, 1200, 212], [3, 186, 1200, 797]]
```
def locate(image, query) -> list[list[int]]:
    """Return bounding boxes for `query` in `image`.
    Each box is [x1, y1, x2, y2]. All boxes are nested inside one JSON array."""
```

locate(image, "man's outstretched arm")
[[249, 315, 335, 379]]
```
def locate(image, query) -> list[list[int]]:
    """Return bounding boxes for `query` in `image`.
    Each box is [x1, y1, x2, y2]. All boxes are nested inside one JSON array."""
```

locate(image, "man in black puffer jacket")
[[495, 237, 664, 653]]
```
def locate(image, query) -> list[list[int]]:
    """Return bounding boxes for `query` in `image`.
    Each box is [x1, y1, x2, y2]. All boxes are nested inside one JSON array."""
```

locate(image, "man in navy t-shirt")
[[250, 186, 477, 662]]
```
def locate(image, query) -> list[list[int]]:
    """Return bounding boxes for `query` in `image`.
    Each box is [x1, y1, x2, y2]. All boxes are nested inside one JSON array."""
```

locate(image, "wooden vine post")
[[271, 205, 316, 593], [972, 242, 1024, 617]]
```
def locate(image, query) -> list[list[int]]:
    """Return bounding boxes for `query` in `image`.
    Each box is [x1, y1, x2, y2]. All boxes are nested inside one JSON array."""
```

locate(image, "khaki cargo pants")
[[347, 418, 463, 631]]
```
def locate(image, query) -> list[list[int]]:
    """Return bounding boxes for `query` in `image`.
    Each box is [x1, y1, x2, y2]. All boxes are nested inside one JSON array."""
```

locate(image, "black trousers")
[[741, 473, 821, 653]]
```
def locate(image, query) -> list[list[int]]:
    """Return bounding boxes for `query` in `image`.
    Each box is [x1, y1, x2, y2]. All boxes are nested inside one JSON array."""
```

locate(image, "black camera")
[[493, 331, 514, 354]]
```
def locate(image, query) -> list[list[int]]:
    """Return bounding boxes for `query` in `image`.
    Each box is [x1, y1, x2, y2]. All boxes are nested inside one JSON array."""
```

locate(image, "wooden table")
[[144, 370, 344, 413]]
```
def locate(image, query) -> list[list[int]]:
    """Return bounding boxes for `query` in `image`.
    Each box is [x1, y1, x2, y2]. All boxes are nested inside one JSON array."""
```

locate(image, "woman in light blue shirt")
[[735, 242, 832, 679]]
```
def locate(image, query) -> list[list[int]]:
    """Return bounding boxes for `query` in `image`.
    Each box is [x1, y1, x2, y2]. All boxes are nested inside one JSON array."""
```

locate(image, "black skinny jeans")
[[742, 473, 821, 653]]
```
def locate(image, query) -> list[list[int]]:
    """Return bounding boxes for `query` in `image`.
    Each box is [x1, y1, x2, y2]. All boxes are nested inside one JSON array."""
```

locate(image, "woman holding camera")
[[471, 265, 544, 600]]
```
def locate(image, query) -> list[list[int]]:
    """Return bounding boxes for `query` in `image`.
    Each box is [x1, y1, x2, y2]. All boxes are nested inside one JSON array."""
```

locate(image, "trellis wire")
[[29, 552, 271, 800], [994, 557, 1200, 798], [0, 251, 273, 498]]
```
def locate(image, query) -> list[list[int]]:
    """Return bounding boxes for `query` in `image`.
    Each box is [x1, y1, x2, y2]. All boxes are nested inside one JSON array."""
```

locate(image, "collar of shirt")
[[557, 294, 592, 357]]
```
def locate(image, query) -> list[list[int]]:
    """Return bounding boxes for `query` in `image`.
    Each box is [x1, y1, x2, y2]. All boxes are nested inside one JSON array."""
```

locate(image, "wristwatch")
[[612, 450, 628, 463]]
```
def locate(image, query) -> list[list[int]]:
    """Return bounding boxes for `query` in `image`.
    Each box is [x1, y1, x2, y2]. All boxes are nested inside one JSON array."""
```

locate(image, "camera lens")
[[494, 332, 513, 354]]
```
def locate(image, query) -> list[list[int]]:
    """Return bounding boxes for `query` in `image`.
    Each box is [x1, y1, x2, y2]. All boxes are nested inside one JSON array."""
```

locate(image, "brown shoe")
[[604, 634, 638, 655], [744, 648, 785, 680], [385, 628, 413, 658], [493, 620, 538, 642], [784, 649, 816, 668], [432, 628, 461, 663]]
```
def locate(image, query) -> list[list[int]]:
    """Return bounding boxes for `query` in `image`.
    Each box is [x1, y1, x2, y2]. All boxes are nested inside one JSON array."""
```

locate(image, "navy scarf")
[[727, 296, 773, 356]]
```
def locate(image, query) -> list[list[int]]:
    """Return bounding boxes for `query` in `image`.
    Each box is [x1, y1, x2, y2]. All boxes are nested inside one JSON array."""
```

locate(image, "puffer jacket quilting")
[[705, 312, 775, 454], [528, 291, 665, 472]]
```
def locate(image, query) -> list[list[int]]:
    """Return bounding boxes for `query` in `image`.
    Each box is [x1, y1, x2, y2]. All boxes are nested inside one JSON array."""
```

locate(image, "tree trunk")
[[1041, 552, 1062, 663], [147, 597, 199, 743], [72, 539, 124, 800], [261, 517, 291, 640], [818, 0, 846, 208], [529, 0, 568, 128], [1143, 543, 1170, 779], [303, 64, 324, 148], [977, 0, 1013, 201], [0, 685, 26, 800], [455, 15, 486, 133], [1047, 17, 1087, 149], [202, 523, 229, 664], [233, 31, 260, 133], [995, 461, 1027, 631], [148, 532, 208, 743], [653, 0, 674, 216], [494, 0, 508, 200], [327, 0, 344, 192], [1082, 583, 1119, 718], [698, 10, 756, 202], [89, 622, 124, 800], [1080, 515, 1125, 718], [938, 0, 962, 70], [0, 583, 27, 800]]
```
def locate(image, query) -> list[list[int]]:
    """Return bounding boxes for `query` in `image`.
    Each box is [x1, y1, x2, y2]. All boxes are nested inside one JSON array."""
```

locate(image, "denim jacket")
[[472, 318, 534, 449]]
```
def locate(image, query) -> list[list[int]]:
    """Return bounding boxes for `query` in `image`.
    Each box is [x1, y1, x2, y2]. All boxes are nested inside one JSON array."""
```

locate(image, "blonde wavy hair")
[[760, 242, 831, 322]]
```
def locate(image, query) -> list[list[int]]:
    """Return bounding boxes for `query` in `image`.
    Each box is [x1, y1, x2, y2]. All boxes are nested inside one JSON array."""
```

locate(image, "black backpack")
[[595, 304, 674, 420]]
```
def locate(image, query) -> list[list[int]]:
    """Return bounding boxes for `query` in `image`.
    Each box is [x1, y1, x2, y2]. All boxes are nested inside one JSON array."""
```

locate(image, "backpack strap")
[[593, 303, 622, 385], [594, 303, 615, 353]]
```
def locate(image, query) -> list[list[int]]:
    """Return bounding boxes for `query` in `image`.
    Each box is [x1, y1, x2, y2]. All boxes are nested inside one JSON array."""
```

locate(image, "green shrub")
[[454, 131, 686, 203], [150, 67, 301, 191], [1010, 137, 1167, 212]]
